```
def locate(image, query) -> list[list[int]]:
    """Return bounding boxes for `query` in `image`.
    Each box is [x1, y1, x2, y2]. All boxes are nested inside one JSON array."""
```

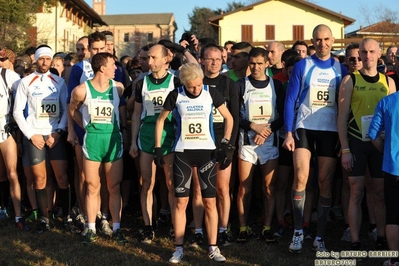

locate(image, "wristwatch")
[[55, 128, 64, 136], [221, 138, 230, 144]]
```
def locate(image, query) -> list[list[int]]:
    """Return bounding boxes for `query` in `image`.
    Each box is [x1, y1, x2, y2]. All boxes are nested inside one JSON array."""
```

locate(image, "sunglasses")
[[348, 57, 361, 62], [0, 57, 8, 62]]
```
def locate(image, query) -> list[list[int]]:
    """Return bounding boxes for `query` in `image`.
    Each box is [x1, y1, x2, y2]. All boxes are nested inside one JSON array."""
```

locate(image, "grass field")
[[0, 199, 390, 266]]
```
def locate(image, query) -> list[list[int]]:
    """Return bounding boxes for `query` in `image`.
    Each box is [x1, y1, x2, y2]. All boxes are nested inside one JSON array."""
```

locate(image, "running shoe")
[[25, 209, 38, 222], [289, 232, 303, 253], [261, 229, 277, 244], [341, 227, 351, 242], [303, 226, 313, 240], [36, 219, 50, 234], [369, 227, 377, 241], [100, 219, 113, 236], [75, 214, 86, 231], [237, 226, 254, 242], [169, 249, 184, 264], [273, 224, 284, 237], [313, 238, 328, 252], [0, 208, 9, 220], [189, 233, 204, 249], [82, 229, 97, 244], [141, 229, 155, 244], [208, 247, 226, 262], [81, 224, 89, 236], [113, 229, 128, 245], [16, 218, 30, 231], [384, 259, 399, 266], [218, 229, 234, 246]]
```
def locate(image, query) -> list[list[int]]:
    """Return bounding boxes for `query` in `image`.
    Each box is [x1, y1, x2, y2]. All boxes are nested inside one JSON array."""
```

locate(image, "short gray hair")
[[179, 63, 204, 86]]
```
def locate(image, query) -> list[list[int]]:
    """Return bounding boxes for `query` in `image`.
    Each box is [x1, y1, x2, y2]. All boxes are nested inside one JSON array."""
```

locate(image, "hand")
[[282, 134, 295, 152], [253, 134, 266, 145], [30, 134, 45, 150], [159, 40, 185, 53], [341, 153, 353, 172], [217, 143, 235, 170], [154, 147, 165, 168], [129, 143, 139, 158], [251, 123, 271, 138], [67, 130, 78, 147], [46, 133, 60, 148]]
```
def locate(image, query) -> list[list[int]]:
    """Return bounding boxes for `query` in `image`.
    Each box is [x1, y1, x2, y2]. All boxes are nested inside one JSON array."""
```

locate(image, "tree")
[[188, 7, 218, 41], [0, 0, 56, 54]]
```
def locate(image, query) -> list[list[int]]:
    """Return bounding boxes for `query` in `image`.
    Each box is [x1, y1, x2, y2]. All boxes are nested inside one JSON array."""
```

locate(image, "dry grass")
[[0, 205, 389, 266]]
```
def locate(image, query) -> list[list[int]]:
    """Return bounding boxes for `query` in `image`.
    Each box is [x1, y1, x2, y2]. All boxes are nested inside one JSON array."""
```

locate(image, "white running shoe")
[[313, 238, 328, 252], [209, 247, 226, 262], [289, 232, 304, 253], [169, 249, 184, 264]]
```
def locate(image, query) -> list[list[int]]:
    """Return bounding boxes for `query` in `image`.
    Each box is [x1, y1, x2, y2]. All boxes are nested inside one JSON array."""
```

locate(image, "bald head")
[[359, 38, 381, 72], [311, 24, 334, 60], [312, 24, 332, 38], [268, 41, 285, 67]]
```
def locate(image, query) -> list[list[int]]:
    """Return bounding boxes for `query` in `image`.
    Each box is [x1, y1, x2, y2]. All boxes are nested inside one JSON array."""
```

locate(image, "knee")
[[203, 198, 216, 210]]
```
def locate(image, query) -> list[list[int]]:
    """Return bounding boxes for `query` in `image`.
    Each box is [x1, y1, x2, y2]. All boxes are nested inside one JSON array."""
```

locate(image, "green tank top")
[[347, 71, 389, 141], [86, 80, 120, 134]]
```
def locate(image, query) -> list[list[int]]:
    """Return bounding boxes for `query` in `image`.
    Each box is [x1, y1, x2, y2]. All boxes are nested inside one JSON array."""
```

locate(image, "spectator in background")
[[25, 46, 36, 64], [51, 56, 64, 77], [0, 48, 17, 71], [386, 46, 397, 66], [292, 40, 308, 59]]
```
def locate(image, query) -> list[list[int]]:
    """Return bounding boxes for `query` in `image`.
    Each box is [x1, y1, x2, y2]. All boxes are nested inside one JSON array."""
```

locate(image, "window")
[[124, 33, 129, 42], [241, 25, 253, 43], [265, 25, 275, 40], [293, 25, 304, 41], [147, 32, 153, 43]]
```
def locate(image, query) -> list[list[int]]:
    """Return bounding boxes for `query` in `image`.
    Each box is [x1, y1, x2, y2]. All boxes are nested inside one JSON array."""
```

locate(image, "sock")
[[209, 245, 217, 252], [88, 222, 96, 233], [292, 190, 305, 230], [15, 216, 22, 223], [219, 227, 227, 233], [294, 229, 303, 235], [239, 226, 247, 232], [175, 245, 183, 252], [195, 228, 203, 235], [316, 196, 332, 238], [113, 222, 120, 231], [36, 188, 48, 218], [58, 188, 70, 218], [263, 225, 271, 231]]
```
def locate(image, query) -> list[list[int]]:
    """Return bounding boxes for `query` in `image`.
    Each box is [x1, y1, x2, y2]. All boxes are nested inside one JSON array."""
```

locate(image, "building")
[[209, 0, 355, 48], [34, 0, 107, 52], [92, 0, 177, 57]]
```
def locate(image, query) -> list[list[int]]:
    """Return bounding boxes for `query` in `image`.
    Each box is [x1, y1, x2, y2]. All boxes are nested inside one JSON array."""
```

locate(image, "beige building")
[[34, 0, 107, 52], [209, 0, 355, 48], [92, 0, 177, 57]]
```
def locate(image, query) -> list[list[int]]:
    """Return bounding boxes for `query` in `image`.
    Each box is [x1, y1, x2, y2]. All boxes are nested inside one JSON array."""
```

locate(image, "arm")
[[369, 100, 385, 153], [155, 109, 171, 148], [69, 84, 86, 130], [129, 101, 142, 158], [116, 83, 129, 151], [217, 104, 233, 141], [228, 81, 239, 143], [388, 76, 397, 94], [337, 75, 353, 172]]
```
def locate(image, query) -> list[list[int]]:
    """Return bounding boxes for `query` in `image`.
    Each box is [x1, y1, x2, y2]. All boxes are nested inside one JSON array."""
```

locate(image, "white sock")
[[113, 222, 120, 232], [88, 223, 96, 234]]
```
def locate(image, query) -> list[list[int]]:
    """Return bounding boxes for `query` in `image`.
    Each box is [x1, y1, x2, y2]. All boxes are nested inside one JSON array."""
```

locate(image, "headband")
[[34, 46, 53, 61]]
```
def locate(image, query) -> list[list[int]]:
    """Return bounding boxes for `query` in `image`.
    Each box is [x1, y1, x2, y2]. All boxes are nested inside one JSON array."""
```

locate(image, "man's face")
[[202, 48, 222, 76], [387, 47, 397, 64], [139, 50, 149, 72], [249, 55, 268, 80], [359, 40, 381, 71], [103, 57, 116, 79], [294, 44, 308, 59], [76, 38, 89, 61], [230, 49, 248, 71], [267, 43, 283, 66], [311, 27, 334, 60], [89, 41, 106, 58], [148, 46, 166, 74], [0, 56, 11, 69], [346, 48, 362, 72], [106, 40, 114, 54], [36, 56, 52, 73]]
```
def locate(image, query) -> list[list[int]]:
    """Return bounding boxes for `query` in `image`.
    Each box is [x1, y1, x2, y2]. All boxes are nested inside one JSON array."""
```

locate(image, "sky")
[[84, 0, 394, 41]]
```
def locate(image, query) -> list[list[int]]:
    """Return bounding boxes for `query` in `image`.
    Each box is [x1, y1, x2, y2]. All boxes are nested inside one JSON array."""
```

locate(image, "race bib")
[[145, 90, 169, 116], [212, 106, 224, 123], [181, 113, 208, 142], [309, 87, 336, 108], [248, 94, 272, 123], [90, 99, 114, 124], [36, 97, 59, 120]]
